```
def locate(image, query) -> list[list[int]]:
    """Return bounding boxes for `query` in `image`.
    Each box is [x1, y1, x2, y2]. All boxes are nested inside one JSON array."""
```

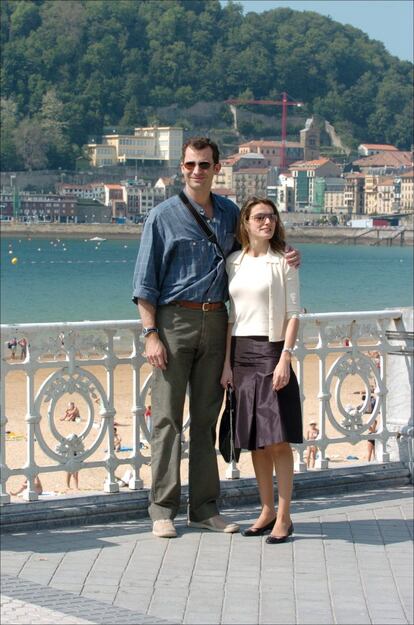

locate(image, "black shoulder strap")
[[179, 191, 225, 258]]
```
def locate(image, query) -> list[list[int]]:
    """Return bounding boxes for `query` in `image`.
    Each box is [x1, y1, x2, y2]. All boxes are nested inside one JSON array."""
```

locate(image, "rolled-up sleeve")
[[283, 261, 301, 319], [132, 217, 164, 307]]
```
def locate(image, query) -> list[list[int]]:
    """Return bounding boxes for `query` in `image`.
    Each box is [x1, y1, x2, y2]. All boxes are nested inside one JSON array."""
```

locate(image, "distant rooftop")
[[239, 140, 302, 148], [289, 157, 332, 169], [353, 151, 413, 168], [359, 143, 398, 151]]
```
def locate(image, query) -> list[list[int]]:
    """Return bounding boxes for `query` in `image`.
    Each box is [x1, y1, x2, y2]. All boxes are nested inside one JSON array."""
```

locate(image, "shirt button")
[[192, 242, 196, 246]]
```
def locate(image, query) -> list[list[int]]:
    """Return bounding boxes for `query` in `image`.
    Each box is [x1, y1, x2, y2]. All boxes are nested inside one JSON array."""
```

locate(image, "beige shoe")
[[188, 514, 240, 533], [152, 519, 177, 538]]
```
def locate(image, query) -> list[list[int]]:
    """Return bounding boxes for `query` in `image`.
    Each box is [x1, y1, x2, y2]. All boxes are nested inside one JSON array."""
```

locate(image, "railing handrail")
[[0, 308, 403, 331]]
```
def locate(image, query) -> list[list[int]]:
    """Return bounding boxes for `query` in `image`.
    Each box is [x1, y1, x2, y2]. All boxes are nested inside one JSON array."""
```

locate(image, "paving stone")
[[1, 486, 413, 625]]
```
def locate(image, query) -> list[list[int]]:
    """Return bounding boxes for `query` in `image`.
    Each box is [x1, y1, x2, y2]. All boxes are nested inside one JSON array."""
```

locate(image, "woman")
[[221, 196, 302, 544]]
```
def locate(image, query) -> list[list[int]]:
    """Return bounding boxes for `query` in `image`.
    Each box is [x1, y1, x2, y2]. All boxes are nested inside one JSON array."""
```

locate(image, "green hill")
[[1, 0, 412, 170]]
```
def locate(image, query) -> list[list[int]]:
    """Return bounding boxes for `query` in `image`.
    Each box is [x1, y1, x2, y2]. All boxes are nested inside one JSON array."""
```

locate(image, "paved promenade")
[[1, 486, 413, 625]]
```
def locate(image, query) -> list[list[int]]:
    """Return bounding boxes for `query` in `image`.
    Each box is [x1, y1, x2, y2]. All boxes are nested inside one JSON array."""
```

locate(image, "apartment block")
[[233, 168, 269, 204], [323, 178, 346, 213], [213, 152, 266, 191], [267, 173, 295, 212], [56, 182, 105, 203], [364, 175, 378, 214], [377, 177, 397, 214], [289, 158, 342, 210], [344, 173, 365, 215], [0, 192, 110, 223], [238, 140, 303, 168], [400, 170, 414, 212], [87, 126, 183, 167]]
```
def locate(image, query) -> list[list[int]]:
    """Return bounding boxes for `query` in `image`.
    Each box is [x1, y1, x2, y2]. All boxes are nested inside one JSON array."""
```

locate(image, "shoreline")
[[1, 223, 413, 246]]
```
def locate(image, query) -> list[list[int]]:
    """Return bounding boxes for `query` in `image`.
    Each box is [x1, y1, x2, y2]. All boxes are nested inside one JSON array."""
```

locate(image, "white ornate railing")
[[0, 309, 410, 504]]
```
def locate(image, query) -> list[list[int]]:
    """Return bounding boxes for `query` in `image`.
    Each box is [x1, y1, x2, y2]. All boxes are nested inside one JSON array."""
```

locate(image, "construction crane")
[[225, 93, 303, 170]]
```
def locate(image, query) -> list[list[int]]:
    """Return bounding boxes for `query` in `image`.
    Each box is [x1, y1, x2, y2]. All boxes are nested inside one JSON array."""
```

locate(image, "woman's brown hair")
[[237, 196, 286, 254]]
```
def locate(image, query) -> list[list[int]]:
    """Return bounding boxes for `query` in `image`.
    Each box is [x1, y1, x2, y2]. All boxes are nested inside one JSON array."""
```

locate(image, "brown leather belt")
[[172, 300, 224, 312]]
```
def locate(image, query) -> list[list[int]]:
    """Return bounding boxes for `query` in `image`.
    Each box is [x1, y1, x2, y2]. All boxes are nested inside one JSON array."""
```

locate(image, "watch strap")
[[143, 327, 158, 338]]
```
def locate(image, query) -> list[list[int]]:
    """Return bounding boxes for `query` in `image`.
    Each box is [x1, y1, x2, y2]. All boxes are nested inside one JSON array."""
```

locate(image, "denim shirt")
[[132, 192, 240, 307]]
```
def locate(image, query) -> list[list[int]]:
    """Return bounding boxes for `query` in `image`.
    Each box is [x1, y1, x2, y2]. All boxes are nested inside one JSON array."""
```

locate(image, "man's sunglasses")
[[183, 161, 214, 170]]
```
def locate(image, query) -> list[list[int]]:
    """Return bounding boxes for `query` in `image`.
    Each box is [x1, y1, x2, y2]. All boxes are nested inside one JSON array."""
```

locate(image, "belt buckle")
[[202, 302, 210, 312]]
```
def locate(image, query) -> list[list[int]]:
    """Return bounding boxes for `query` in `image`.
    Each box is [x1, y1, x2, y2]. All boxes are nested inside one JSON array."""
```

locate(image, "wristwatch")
[[282, 347, 294, 355], [142, 327, 159, 338]]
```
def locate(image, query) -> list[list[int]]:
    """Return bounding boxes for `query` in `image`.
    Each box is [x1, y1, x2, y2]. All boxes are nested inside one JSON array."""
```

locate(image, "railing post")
[[0, 402, 10, 504], [385, 308, 414, 465]]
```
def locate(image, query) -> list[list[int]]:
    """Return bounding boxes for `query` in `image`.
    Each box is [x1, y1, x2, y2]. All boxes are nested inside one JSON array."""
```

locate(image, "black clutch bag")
[[219, 385, 241, 463]]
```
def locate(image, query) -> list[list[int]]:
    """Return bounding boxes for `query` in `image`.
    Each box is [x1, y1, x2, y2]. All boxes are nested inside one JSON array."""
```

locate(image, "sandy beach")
[[4, 352, 377, 500]]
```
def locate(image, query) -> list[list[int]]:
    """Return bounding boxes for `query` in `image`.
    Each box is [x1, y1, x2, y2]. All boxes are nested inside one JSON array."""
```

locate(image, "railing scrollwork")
[[0, 309, 410, 504]]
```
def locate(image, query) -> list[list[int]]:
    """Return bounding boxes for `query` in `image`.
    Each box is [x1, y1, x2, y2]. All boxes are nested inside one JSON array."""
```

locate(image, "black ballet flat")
[[242, 518, 276, 537], [265, 522, 294, 544]]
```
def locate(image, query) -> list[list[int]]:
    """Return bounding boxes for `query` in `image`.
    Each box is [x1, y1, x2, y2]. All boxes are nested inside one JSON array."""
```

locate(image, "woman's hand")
[[284, 245, 301, 268], [220, 361, 233, 389], [272, 354, 291, 391]]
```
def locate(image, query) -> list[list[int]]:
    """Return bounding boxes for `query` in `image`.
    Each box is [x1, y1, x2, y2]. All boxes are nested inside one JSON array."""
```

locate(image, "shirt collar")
[[182, 190, 224, 215]]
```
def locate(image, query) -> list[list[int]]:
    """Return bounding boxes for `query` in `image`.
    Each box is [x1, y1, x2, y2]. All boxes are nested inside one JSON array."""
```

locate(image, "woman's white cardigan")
[[226, 248, 301, 341]]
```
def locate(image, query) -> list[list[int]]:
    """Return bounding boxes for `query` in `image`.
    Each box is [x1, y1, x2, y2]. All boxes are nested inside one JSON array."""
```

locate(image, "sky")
[[221, 1, 413, 62]]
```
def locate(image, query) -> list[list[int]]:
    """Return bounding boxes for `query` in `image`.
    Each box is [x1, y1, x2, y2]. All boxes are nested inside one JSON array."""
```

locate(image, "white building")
[[357, 144, 398, 157], [87, 127, 183, 167]]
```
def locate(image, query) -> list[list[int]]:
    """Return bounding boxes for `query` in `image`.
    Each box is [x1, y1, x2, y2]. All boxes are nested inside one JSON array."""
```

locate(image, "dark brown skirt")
[[231, 336, 303, 450]]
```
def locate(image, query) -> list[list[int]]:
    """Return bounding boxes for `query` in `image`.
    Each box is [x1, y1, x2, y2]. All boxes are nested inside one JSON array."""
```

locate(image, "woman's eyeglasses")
[[249, 213, 278, 223], [183, 161, 213, 170]]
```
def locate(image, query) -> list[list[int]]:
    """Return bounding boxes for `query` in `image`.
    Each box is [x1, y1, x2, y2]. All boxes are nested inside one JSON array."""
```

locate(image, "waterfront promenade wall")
[[1, 222, 413, 246]]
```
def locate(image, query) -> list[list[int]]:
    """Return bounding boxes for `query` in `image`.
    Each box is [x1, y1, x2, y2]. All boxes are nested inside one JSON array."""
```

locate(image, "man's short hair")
[[182, 137, 220, 164]]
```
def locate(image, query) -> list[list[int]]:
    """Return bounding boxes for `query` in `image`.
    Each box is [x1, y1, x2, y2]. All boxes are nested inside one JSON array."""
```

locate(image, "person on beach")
[[306, 421, 319, 468], [10, 475, 43, 496], [132, 137, 300, 539], [220, 196, 302, 544], [18, 337, 27, 360], [367, 418, 378, 462], [60, 401, 80, 422], [66, 470, 79, 490], [113, 426, 122, 452], [7, 337, 17, 359], [144, 405, 152, 434]]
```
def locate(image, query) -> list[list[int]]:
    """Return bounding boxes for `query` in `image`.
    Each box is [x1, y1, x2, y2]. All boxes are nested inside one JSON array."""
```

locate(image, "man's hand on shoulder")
[[284, 244, 301, 268]]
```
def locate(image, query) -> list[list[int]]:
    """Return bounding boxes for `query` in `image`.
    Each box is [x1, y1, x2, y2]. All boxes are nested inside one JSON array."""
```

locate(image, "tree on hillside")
[[39, 89, 74, 168], [1, 98, 23, 170], [14, 117, 49, 170]]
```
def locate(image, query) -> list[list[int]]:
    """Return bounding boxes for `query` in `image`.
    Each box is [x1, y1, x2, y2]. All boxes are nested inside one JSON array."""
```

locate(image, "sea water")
[[1, 237, 413, 324]]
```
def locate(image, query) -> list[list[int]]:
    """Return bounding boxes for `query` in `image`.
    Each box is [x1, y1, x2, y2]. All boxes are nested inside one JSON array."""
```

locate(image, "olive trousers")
[[149, 304, 227, 522]]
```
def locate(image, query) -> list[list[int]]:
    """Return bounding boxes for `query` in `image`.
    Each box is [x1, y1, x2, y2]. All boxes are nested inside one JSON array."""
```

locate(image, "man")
[[133, 137, 299, 538]]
